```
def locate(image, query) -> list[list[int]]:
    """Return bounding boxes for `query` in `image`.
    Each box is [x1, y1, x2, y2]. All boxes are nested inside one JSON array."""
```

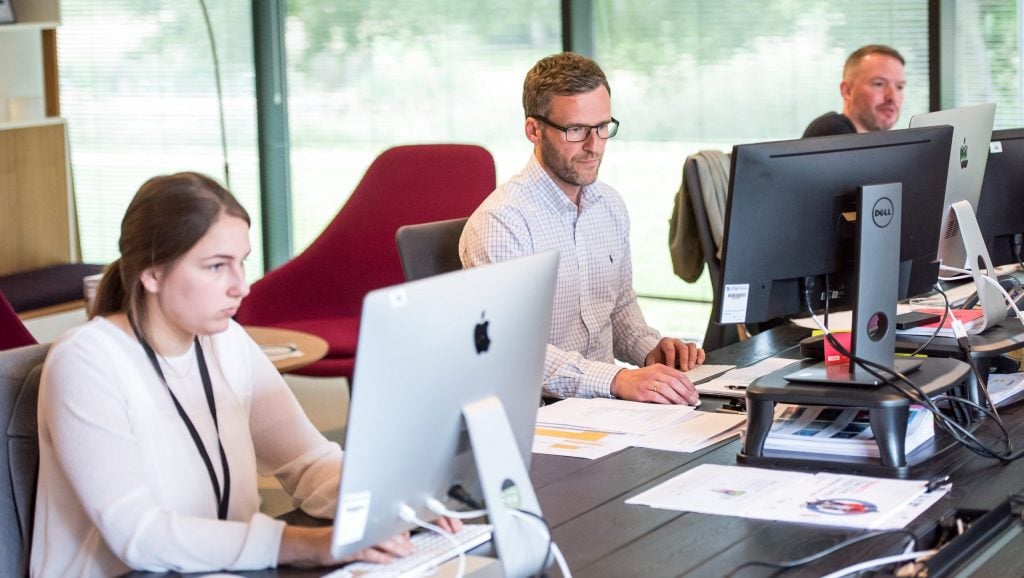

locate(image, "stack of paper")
[[763, 404, 935, 459], [627, 463, 948, 530], [533, 398, 744, 459], [985, 373, 1024, 407], [894, 307, 986, 337]]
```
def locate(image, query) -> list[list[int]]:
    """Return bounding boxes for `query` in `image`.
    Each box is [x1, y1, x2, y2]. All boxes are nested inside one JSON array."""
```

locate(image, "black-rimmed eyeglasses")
[[530, 115, 620, 142]]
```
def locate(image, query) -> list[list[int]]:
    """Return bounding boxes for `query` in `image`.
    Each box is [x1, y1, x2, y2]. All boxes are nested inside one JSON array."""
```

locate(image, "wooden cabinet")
[[0, 0, 76, 276]]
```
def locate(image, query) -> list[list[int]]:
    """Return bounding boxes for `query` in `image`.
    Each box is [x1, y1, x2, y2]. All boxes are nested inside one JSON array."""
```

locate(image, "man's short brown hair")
[[523, 52, 610, 118], [843, 44, 905, 80]]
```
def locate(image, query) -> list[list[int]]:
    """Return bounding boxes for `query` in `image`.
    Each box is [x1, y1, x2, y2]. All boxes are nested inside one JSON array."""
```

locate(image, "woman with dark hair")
[[31, 173, 445, 576]]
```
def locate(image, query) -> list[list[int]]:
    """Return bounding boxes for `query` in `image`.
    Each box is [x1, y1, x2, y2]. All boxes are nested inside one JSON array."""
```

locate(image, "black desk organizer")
[[738, 357, 971, 478]]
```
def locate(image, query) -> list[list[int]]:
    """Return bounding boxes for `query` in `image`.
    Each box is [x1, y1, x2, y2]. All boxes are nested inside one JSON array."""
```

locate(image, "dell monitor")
[[718, 126, 952, 385], [976, 128, 1024, 267], [330, 252, 558, 576]]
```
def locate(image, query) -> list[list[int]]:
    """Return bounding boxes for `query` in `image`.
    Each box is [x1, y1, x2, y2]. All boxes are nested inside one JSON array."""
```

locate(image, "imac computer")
[[330, 251, 558, 576], [718, 126, 953, 385], [909, 103, 1005, 330], [976, 128, 1024, 267]]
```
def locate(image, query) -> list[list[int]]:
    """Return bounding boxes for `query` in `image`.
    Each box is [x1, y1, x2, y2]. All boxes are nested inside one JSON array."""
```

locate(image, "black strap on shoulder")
[[130, 318, 231, 520]]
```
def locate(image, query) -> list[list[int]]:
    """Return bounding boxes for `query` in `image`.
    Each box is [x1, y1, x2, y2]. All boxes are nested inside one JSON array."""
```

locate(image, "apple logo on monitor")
[[960, 137, 969, 169], [474, 311, 491, 354]]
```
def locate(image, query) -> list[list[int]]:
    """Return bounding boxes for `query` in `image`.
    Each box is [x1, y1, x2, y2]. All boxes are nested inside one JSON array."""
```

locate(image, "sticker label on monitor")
[[722, 284, 749, 323], [336, 491, 371, 545], [990, 141, 1003, 154]]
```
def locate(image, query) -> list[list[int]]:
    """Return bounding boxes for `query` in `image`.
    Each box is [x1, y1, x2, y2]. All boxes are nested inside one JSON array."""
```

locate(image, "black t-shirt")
[[802, 112, 857, 138]]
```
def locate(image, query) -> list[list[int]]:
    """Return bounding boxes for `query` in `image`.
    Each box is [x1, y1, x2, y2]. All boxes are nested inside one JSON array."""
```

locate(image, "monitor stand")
[[462, 395, 550, 577], [743, 184, 973, 476], [784, 183, 915, 387], [945, 199, 1007, 331]]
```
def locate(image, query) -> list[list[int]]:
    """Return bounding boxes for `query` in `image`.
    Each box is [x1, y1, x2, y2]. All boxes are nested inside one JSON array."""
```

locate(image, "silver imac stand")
[[463, 395, 550, 577], [946, 199, 1007, 330]]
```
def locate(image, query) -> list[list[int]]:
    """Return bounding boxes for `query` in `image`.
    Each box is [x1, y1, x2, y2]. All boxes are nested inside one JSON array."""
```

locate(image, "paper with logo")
[[627, 464, 941, 530]]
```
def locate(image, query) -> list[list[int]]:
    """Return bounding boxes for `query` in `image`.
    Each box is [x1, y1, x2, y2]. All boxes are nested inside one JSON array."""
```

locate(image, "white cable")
[[399, 504, 466, 578], [818, 549, 936, 578], [425, 497, 487, 520], [507, 509, 572, 578], [550, 542, 572, 578], [943, 264, 1024, 327]]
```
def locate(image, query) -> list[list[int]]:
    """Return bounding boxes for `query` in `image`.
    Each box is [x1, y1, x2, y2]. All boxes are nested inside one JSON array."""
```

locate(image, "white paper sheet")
[[535, 398, 697, 435], [627, 463, 942, 530]]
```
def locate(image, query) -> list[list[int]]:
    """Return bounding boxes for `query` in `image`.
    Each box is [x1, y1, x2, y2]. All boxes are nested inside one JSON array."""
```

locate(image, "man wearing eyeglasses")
[[460, 52, 704, 405]]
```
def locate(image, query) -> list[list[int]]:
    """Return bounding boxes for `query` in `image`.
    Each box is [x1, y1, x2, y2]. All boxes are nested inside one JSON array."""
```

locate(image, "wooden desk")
[[244, 326, 329, 373], [123, 325, 1024, 577]]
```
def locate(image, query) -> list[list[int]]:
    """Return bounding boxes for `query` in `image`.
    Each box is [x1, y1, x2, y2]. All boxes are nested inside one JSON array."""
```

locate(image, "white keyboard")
[[684, 364, 735, 383], [324, 523, 493, 577]]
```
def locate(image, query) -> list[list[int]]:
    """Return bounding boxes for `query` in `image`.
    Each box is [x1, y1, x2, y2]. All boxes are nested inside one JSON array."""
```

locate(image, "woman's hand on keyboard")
[[436, 516, 463, 534], [278, 525, 413, 568]]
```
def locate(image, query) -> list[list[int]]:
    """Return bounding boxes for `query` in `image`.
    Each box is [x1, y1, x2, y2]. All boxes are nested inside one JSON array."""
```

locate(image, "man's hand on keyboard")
[[611, 364, 700, 405], [645, 337, 706, 371]]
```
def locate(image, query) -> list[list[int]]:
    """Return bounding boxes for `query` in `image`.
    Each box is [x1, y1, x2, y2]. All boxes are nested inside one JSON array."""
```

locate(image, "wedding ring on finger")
[[650, 383, 659, 393]]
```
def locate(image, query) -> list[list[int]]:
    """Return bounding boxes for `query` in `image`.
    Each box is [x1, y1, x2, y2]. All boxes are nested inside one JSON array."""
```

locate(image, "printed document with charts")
[[533, 399, 744, 459], [627, 464, 948, 530]]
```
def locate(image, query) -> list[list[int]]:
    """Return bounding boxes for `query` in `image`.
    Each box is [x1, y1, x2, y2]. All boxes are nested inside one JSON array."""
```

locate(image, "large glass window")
[[284, 1, 561, 251], [59, 1, 262, 274], [591, 0, 930, 339], [945, 0, 1022, 128]]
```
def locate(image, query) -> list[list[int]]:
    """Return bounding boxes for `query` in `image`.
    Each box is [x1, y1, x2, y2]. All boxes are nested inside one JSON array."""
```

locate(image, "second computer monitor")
[[908, 102, 996, 268], [976, 128, 1024, 267], [331, 251, 558, 574], [718, 126, 953, 326]]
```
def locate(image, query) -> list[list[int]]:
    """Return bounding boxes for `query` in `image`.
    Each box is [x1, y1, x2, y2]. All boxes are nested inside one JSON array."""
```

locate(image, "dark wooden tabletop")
[[125, 324, 1024, 577]]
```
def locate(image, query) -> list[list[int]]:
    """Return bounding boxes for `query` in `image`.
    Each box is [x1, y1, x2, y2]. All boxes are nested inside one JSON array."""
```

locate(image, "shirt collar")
[[523, 154, 604, 212]]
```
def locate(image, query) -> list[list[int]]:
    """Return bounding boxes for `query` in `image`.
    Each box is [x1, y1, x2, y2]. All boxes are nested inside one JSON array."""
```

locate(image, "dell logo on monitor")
[[871, 197, 895, 228]]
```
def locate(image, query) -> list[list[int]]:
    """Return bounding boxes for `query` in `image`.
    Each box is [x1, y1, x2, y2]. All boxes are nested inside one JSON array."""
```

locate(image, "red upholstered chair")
[[0, 291, 37, 351], [234, 144, 496, 379]]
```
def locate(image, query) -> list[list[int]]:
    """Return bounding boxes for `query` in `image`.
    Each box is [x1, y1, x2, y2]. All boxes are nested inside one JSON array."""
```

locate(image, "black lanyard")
[[130, 320, 231, 520]]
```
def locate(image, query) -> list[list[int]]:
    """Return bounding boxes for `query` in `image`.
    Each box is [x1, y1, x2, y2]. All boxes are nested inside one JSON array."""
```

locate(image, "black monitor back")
[[718, 126, 953, 325], [976, 128, 1024, 267]]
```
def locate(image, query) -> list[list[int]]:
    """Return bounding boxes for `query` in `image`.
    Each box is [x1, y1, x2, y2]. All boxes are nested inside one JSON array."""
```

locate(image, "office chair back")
[[234, 144, 495, 378], [0, 291, 36, 351], [681, 152, 742, 351], [395, 217, 469, 281], [0, 343, 49, 577]]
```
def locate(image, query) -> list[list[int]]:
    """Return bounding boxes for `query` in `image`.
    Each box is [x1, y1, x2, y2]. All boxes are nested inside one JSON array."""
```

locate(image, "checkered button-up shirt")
[[460, 154, 661, 398]]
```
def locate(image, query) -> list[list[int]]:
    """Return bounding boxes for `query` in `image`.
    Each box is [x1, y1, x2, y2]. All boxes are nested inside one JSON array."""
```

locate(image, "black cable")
[[448, 484, 485, 511], [722, 529, 917, 577], [908, 284, 950, 357], [806, 286, 1024, 463]]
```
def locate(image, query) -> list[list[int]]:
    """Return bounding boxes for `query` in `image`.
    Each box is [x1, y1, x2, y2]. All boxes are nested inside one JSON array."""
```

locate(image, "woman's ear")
[[140, 267, 161, 294]]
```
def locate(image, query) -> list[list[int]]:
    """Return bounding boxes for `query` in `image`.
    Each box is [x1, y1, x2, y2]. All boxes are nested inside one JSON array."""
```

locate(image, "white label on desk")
[[721, 284, 749, 323], [990, 141, 1003, 154], [336, 491, 371, 544]]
